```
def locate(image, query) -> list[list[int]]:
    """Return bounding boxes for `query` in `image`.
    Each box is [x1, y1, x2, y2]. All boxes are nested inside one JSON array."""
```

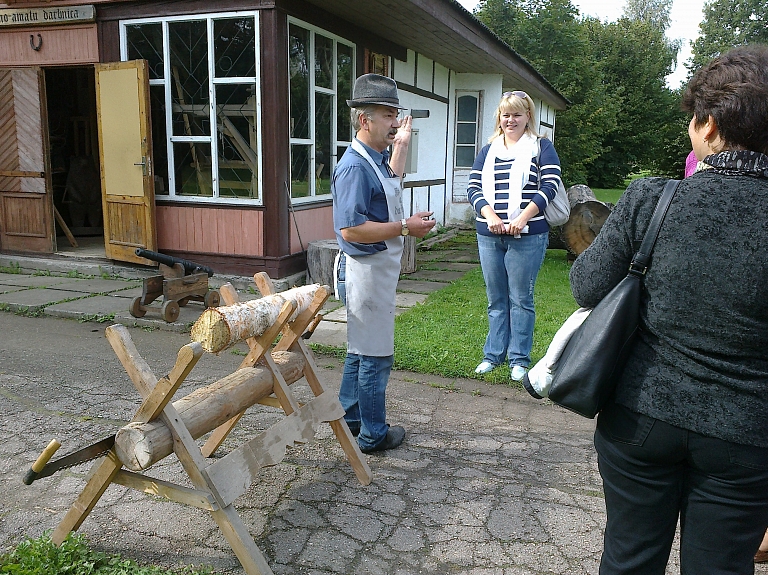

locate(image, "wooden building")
[[0, 0, 567, 279]]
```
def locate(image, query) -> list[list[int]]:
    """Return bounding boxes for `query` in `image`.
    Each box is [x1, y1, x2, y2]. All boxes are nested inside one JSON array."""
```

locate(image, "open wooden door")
[[95, 60, 157, 264], [0, 67, 55, 253]]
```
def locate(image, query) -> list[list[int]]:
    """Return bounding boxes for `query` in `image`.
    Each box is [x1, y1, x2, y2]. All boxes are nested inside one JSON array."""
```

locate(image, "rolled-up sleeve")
[[332, 164, 375, 230]]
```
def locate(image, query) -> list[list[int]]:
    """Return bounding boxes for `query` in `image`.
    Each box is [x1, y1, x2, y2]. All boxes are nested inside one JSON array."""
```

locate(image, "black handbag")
[[546, 179, 681, 418]]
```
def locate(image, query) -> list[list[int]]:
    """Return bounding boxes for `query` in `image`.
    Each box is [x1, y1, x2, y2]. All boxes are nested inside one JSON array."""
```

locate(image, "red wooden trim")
[[98, 20, 119, 63], [159, 248, 306, 279], [259, 8, 290, 259], [280, 0, 406, 61]]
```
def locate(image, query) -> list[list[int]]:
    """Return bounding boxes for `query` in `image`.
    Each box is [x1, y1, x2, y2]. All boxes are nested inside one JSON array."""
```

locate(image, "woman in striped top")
[[467, 91, 563, 382]]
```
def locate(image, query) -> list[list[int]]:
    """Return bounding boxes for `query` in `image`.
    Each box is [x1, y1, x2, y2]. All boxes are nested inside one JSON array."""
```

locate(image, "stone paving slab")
[[0, 285, 26, 295], [403, 270, 466, 282], [395, 292, 428, 307], [0, 288, 86, 312], [0, 274, 74, 288], [46, 278, 141, 294], [107, 285, 145, 299], [44, 295, 136, 321], [395, 279, 449, 294], [417, 261, 478, 272], [311, 319, 348, 348]]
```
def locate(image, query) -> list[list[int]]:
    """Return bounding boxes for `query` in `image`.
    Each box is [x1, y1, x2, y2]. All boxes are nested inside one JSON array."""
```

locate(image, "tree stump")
[[401, 235, 417, 274], [307, 239, 340, 287], [307, 237, 417, 287], [561, 185, 612, 256]]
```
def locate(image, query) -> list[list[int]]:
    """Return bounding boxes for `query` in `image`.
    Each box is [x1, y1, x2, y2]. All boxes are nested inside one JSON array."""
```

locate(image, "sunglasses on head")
[[502, 91, 528, 99]]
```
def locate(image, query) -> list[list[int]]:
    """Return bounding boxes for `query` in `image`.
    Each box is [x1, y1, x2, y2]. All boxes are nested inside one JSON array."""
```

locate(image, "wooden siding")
[[156, 204, 264, 257], [0, 25, 98, 66], [289, 204, 333, 254], [1, 193, 46, 236]]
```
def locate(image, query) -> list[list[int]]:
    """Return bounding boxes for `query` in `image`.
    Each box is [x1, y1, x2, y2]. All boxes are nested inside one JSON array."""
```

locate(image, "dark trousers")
[[594, 401, 768, 575]]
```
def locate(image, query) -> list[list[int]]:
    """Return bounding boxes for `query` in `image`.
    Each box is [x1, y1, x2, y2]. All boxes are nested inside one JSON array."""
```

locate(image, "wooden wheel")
[[130, 297, 146, 318], [204, 290, 220, 308], [161, 300, 180, 323]]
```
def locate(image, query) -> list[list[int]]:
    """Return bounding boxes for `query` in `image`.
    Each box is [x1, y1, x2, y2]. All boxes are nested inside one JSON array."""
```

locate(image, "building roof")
[[302, 0, 569, 110]]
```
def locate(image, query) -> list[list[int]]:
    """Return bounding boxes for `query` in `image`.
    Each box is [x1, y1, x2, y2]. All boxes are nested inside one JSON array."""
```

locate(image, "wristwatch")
[[400, 218, 410, 236]]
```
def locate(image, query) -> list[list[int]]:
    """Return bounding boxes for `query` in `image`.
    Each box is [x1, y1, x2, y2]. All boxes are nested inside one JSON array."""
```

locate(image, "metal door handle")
[[134, 156, 147, 176]]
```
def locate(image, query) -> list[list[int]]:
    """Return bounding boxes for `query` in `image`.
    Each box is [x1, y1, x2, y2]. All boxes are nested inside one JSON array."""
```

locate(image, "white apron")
[[344, 139, 405, 356]]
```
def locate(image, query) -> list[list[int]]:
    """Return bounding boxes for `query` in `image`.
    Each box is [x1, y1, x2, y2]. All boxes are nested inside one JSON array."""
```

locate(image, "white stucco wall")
[[445, 73, 503, 226]]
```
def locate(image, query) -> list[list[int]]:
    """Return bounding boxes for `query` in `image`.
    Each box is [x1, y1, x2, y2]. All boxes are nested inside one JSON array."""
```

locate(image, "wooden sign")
[[0, 5, 94, 28]]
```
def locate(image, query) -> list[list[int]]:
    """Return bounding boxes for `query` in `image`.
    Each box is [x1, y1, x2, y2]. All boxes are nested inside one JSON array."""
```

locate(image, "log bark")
[[307, 237, 418, 284], [190, 284, 321, 353], [307, 239, 339, 287], [400, 235, 416, 274], [560, 185, 613, 256], [114, 350, 305, 471]]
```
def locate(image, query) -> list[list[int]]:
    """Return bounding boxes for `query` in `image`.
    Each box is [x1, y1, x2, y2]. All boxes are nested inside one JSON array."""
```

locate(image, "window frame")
[[454, 90, 482, 170], [287, 17, 355, 205], [119, 11, 263, 205]]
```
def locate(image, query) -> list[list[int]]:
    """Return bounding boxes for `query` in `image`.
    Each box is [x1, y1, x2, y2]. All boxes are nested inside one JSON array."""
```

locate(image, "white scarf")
[[480, 132, 538, 221]]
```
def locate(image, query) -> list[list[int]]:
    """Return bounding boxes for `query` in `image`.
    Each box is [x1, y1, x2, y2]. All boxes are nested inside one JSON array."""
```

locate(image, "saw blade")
[[32, 435, 116, 480]]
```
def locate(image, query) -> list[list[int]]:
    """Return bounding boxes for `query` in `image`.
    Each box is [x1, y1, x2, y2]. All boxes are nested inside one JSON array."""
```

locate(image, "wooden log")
[[400, 235, 416, 274], [307, 236, 417, 289], [114, 350, 306, 471], [560, 184, 613, 256], [306, 239, 339, 287], [190, 284, 321, 353]]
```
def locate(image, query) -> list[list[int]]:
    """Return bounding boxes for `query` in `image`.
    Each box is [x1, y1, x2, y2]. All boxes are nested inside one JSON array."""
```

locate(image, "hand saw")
[[23, 436, 116, 485]]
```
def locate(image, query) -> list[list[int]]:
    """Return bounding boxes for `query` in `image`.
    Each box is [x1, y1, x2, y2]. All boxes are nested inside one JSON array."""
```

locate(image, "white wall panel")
[[434, 63, 449, 98], [393, 49, 416, 85], [416, 53, 433, 91]]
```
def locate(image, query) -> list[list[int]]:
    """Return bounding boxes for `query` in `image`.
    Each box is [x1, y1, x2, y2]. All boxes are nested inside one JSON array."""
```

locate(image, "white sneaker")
[[474, 361, 496, 374], [510, 365, 527, 381]]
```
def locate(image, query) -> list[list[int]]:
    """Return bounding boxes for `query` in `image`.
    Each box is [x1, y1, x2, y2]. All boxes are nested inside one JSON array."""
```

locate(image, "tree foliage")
[[476, 0, 682, 187], [689, 0, 768, 71], [622, 0, 674, 32]]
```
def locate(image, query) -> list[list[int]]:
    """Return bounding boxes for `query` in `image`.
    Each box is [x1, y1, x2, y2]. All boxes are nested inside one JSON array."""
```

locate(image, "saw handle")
[[23, 439, 61, 485]]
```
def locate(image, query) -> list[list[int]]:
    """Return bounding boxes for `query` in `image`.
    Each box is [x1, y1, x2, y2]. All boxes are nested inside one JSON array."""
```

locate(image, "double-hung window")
[[121, 12, 262, 204], [288, 19, 355, 202], [455, 92, 481, 169]]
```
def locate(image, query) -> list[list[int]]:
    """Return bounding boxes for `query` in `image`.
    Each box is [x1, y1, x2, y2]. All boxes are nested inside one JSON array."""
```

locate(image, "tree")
[[689, 0, 768, 71], [582, 16, 679, 187], [476, 0, 619, 185], [622, 0, 674, 32]]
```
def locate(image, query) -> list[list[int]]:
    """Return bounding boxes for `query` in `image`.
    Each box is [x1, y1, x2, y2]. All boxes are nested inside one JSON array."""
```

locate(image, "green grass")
[[591, 187, 624, 205], [393, 245, 578, 384], [0, 533, 213, 575]]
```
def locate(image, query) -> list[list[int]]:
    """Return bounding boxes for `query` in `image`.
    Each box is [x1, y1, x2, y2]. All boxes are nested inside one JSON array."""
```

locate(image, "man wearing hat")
[[332, 73, 435, 453]]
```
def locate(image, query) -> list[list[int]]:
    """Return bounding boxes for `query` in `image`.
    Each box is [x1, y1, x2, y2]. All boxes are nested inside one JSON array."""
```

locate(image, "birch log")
[[191, 284, 321, 353], [114, 350, 305, 471]]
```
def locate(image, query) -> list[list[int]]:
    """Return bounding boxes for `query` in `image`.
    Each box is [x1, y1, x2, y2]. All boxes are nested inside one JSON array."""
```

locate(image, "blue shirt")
[[331, 138, 394, 256]]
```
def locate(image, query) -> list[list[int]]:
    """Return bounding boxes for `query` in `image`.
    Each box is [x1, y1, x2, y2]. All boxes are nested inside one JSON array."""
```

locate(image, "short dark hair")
[[681, 44, 768, 154]]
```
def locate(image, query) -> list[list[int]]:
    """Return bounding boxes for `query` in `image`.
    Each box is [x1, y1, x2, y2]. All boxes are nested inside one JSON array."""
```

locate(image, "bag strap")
[[628, 179, 680, 277]]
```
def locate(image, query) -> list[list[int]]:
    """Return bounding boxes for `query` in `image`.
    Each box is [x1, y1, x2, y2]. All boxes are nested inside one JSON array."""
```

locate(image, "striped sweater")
[[467, 137, 562, 236]]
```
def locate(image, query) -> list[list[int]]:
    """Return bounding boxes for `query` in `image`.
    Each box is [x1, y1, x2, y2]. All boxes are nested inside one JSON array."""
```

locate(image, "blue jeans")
[[339, 353, 394, 450], [477, 232, 548, 368], [595, 401, 768, 574], [336, 252, 393, 450]]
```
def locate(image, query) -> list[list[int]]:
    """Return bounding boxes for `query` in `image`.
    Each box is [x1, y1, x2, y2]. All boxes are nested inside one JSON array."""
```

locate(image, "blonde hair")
[[488, 91, 541, 143]]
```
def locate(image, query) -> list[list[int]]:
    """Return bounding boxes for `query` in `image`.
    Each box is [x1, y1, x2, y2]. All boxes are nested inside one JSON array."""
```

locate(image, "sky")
[[456, 0, 706, 89]]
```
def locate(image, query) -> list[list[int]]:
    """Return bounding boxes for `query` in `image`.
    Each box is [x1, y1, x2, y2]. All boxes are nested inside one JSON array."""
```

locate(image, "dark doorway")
[[45, 67, 104, 254]]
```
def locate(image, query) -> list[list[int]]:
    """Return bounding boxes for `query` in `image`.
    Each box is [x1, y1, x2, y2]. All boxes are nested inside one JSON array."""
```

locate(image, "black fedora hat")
[[346, 73, 405, 109]]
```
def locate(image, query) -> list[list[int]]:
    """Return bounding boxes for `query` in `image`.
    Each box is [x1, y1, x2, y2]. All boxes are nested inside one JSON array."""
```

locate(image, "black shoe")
[[346, 422, 360, 437], [360, 425, 406, 454]]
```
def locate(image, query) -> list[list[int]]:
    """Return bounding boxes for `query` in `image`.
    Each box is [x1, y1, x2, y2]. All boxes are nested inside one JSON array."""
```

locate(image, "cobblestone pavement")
[[1, 238, 762, 574]]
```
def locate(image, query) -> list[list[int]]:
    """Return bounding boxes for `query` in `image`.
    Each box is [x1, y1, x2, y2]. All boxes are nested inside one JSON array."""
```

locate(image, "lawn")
[[391, 184, 627, 385]]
